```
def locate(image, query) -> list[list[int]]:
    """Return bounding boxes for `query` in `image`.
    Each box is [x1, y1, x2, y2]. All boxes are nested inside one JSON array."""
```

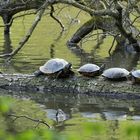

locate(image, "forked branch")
[[8, 114, 51, 129], [50, 5, 65, 31]]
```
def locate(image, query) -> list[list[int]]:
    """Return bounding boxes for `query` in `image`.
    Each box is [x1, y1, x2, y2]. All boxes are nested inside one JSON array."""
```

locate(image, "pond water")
[[0, 6, 140, 138], [0, 7, 140, 74], [2, 90, 140, 139]]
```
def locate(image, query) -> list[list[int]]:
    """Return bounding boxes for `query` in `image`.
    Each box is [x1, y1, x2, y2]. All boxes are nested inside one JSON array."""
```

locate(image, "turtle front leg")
[[55, 70, 63, 79]]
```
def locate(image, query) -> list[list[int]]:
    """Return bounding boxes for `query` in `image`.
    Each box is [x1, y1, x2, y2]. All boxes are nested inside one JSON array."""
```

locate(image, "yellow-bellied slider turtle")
[[102, 68, 129, 80], [34, 58, 74, 78], [77, 63, 105, 77], [130, 70, 140, 84]]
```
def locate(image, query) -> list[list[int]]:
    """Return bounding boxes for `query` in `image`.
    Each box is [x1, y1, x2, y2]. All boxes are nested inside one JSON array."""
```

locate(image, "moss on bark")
[[0, 74, 140, 99]]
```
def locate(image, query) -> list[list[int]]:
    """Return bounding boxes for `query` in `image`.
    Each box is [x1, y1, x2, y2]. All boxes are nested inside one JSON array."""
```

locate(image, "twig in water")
[[8, 114, 51, 129]]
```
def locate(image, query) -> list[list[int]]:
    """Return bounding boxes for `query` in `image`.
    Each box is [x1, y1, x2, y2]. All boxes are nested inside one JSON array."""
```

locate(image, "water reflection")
[[103, 111, 127, 121], [49, 44, 55, 58], [2, 90, 140, 122], [106, 47, 140, 70], [68, 43, 140, 71], [3, 34, 12, 54], [0, 15, 140, 74], [1, 89, 140, 134], [69, 47, 90, 63], [49, 30, 66, 58]]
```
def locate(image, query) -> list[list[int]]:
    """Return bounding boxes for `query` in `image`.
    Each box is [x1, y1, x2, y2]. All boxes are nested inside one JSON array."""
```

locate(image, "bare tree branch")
[[131, 16, 140, 25], [8, 114, 51, 129], [0, 0, 139, 57], [0, 11, 37, 28], [0, 0, 51, 59], [50, 5, 65, 31], [55, 0, 118, 18]]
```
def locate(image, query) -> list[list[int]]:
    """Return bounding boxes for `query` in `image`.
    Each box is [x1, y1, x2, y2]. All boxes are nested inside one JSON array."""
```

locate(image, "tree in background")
[[0, 0, 140, 59]]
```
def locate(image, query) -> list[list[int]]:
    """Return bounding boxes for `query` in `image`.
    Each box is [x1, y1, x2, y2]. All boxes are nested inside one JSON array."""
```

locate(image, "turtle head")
[[57, 63, 74, 78], [65, 63, 72, 69], [62, 63, 72, 73], [65, 63, 74, 75], [56, 62, 74, 78]]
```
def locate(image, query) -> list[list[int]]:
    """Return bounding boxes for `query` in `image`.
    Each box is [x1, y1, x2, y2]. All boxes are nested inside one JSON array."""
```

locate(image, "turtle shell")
[[102, 68, 129, 80], [77, 63, 100, 77], [39, 58, 69, 74], [131, 70, 140, 83], [131, 70, 140, 78]]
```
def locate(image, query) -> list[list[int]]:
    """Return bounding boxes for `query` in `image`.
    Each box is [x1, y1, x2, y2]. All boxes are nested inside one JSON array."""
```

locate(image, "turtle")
[[130, 70, 140, 84], [34, 58, 74, 78], [77, 63, 105, 77], [102, 68, 130, 81]]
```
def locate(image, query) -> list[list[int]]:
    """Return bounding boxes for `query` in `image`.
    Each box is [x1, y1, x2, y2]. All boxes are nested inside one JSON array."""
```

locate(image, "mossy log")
[[0, 74, 140, 99]]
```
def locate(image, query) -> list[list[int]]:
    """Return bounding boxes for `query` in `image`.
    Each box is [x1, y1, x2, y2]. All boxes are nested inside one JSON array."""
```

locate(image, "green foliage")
[[16, 130, 43, 140], [119, 122, 140, 140], [126, 125, 140, 136], [0, 97, 12, 113], [83, 122, 106, 135]]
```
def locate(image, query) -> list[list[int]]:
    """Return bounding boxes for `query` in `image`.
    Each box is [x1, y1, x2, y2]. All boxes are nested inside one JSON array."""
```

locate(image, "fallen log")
[[0, 74, 140, 99]]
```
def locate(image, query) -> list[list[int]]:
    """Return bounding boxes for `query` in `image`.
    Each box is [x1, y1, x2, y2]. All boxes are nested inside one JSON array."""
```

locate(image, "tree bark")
[[0, 74, 140, 99], [2, 14, 13, 34], [68, 17, 118, 45]]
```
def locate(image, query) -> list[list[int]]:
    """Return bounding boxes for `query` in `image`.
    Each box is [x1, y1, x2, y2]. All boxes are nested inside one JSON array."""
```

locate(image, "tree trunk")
[[67, 17, 118, 46], [0, 74, 140, 99], [115, 5, 140, 52], [2, 14, 13, 34]]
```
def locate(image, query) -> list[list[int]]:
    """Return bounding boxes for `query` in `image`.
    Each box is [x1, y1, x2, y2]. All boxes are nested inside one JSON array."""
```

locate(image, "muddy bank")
[[0, 74, 140, 98]]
